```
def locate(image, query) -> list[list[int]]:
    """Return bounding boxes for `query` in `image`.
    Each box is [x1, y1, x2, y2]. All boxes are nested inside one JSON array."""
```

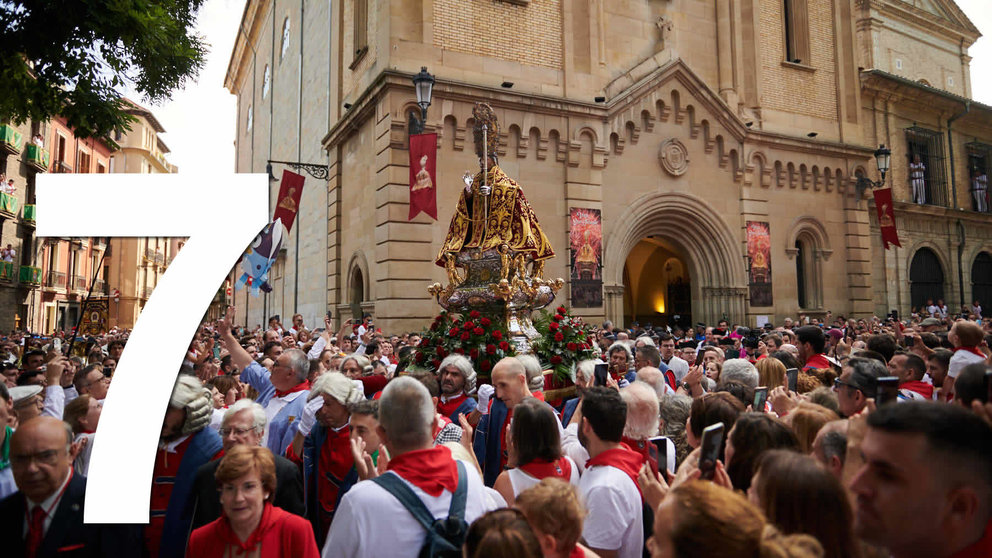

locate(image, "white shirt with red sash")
[[322, 445, 494, 558], [507, 456, 579, 497], [579, 447, 644, 558]]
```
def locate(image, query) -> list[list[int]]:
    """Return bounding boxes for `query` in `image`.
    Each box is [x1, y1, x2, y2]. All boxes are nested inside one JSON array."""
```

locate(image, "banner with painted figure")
[[873, 188, 902, 250], [409, 133, 438, 220], [569, 208, 603, 308], [273, 170, 305, 233], [747, 221, 773, 307], [235, 218, 284, 295], [80, 298, 109, 335]]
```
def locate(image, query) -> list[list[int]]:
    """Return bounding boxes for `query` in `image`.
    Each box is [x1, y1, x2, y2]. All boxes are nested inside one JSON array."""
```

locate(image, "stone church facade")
[[225, 0, 991, 333]]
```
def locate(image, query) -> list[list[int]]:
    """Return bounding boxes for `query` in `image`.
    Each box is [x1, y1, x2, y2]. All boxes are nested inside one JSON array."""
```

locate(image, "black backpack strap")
[[372, 472, 436, 531], [372, 462, 468, 528], [447, 461, 468, 521]]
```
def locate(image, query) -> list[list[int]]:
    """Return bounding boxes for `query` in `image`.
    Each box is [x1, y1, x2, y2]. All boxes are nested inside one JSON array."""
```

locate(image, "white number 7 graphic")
[[37, 173, 268, 523]]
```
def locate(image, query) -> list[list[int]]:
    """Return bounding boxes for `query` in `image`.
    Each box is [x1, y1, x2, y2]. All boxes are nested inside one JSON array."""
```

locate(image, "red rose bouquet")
[[531, 306, 596, 381], [413, 309, 516, 377]]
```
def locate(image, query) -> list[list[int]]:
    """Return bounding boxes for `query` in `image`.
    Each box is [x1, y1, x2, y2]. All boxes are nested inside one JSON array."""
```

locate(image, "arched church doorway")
[[349, 266, 364, 320], [603, 192, 748, 328], [622, 237, 692, 329], [909, 247, 944, 311]]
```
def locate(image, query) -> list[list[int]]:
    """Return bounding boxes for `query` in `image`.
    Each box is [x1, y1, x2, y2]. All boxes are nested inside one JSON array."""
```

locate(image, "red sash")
[[518, 457, 572, 481], [387, 445, 459, 497], [437, 393, 468, 418], [274, 380, 309, 398], [585, 445, 646, 496]]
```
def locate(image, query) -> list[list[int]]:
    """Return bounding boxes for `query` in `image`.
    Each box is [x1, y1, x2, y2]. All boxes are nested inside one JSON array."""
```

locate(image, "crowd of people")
[[0, 306, 990, 558]]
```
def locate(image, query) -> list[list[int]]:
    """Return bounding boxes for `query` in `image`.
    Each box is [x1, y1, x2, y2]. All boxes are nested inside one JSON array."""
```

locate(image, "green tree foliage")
[[0, 0, 207, 142]]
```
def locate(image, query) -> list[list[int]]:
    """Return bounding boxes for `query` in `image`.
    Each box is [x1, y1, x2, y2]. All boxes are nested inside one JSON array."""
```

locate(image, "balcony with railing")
[[19, 266, 42, 287], [71, 275, 86, 292], [0, 191, 17, 218], [24, 144, 49, 173], [0, 124, 23, 156], [53, 160, 73, 174], [93, 279, 106, 294], [0, 261, 15, 283], [44, 270, 67, 290], [21, 204, 35, 224]]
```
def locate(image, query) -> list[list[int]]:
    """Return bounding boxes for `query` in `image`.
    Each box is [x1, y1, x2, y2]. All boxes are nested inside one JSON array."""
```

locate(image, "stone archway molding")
[[603, 192, 748, 325], [344, 250, 372, 311], [784, 215, 833, 261]]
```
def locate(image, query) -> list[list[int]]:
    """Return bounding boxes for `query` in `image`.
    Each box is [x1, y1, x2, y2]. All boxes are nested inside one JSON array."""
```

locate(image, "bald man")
[[473, 357, 534, 486], [0, 417, 141, 557]]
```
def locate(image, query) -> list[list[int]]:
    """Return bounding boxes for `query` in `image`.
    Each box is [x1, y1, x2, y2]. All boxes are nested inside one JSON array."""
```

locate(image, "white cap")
[[10, 385, 43, 406]]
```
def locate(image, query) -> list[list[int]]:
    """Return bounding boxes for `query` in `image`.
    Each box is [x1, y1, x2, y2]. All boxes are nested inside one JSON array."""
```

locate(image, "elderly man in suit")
[[190, 399, 304, 529], [0, 416, 141, 557]]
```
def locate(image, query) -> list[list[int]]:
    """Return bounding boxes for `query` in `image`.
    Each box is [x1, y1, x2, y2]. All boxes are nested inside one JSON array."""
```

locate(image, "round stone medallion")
[[659, 138, 689, 176]]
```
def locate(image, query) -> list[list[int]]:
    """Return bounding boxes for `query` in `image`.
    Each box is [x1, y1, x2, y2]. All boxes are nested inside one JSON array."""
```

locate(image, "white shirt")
[[159, 433, 191, 453], [41, 384, 64, 420], [23, 469, 72, 537], [927, 305, 939, 317], [260, 390, 306, 449], [322, 460, 495, 557], [948, 349, 986, 379], [579, 463, 644, 558], [664, 355, 690, 384], [73, 432, 95, 477]]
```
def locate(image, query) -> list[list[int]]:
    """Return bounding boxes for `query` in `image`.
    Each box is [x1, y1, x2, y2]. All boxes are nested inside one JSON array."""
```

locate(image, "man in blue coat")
[[436, 354, 478, 421], [219, 306, 310, 455], [472, 357, 535, 486]]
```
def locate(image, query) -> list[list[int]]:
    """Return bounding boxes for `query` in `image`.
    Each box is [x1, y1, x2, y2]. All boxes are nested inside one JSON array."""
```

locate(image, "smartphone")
[[753, 386, 768, 411], [53, 337, 62, 352], [876, 376, 900, 406], [698, 422, 725, 481], [593, 363, 609, 387], [648, 435, 670, 474], [786, 368, 799, 392]]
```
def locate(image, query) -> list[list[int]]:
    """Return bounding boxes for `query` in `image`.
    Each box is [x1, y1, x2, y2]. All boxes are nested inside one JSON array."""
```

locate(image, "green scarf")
[[0, 425, 11, 470]]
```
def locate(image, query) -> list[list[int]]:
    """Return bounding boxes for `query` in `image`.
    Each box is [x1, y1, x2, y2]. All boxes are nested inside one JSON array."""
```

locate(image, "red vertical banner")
[[873, 188, 902, 250], [409, 133, 438, 220], [746, 221, 773, 306], [273, 169, 305, 233]]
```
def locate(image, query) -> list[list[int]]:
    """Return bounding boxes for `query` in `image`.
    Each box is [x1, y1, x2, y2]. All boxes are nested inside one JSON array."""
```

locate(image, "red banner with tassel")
[[409, 133, 438, 220], [873, 187, 901, 250]]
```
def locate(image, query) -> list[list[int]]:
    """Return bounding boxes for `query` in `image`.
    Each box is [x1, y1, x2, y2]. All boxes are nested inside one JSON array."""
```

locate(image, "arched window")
[[909, 248, 944, 310], [972, 252, 992, 317], [794, 234, 821, 309], [350, 266, 364, 319]]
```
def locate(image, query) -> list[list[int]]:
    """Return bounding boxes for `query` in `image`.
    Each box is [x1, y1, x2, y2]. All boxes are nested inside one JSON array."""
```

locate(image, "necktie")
[[26, 505, 46, 558]]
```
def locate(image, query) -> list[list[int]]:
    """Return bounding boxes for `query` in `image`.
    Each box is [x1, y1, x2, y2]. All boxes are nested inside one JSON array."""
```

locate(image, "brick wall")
[[433, 0, 563, 70], [758, 0, 838, 121]]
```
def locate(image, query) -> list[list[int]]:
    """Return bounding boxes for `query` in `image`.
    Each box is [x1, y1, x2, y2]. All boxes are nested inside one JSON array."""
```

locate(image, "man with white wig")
[[323, 377, 493, 557], [435, 354, 478, 420], [190, 399, 304, 529], [287, 371, 365, 543], [149, 374, 222, 558]]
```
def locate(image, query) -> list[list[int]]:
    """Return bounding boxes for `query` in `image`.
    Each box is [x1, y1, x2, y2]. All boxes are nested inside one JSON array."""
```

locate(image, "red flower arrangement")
[[413, 310, 517, 376], [531, 306, 596, 381]]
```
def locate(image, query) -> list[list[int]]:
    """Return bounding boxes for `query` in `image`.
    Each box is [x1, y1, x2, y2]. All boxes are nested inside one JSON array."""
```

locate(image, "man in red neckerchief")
[[887, 353, 933, 401], [796, 325, 831, 371], [577, 387, 645, 558], [619, 383, 664, 473], [286, 372, 364, 543], [323, 377, 493, 557], [469, 357, 534, 486], [435, 355, 478, 421], [850, 401, 992, 558]]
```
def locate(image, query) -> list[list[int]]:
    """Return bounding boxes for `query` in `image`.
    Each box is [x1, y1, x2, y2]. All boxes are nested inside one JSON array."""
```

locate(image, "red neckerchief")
[[80, 430, 96, 435], [568, 544, 585, 558], [432, 414, 452, 440], [954, 346, 986, 359], [585, 444, 646, 496], [217, 502, 277, 554], [621, 436, 659, 474], [803, 353, 831, 371], [274, 380, 309, 398], [532, 391, 546, 403], [437, 393, 467, 418], [387, 445, 459, 497], [900, 380, 934, 400], [950, 519, 992, 558], [518, 457, 571, 481]]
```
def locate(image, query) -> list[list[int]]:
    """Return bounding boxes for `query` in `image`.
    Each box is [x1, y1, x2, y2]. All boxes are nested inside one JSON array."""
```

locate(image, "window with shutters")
[[783, 0, 810, 65]]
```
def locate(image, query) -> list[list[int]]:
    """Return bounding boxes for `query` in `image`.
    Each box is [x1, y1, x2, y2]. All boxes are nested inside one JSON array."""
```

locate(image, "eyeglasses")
[[220, 426, 258, 437], [11, 448, 64, 468], [833, 378, 862, 393]]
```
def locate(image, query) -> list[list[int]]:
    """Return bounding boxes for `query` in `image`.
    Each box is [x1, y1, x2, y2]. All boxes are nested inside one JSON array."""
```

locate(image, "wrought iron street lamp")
[[856, 144, 892, 199], [409, 67, 435, 136]]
